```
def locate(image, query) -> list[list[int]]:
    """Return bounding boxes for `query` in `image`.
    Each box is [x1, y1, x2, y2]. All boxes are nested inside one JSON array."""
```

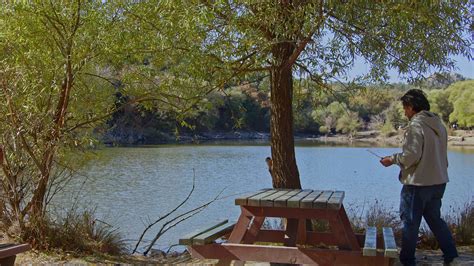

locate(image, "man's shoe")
[[443, 257, 461, 266]]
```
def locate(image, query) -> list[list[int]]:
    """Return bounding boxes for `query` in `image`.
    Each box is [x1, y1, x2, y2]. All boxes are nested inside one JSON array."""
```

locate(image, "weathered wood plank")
[[300, 190, 323, 209], [247, 189, 280, 207], [235, 189, 271, 205], [273, 189, 302, 207], [286, 190, 313, 208], [192, 221, 236, 245], [363, 227, 377, 256], [260, 190, 293, 207], [179, 220, 228, 245], [313, 190, 334, 209], [383, 227, 398, 258], [327, 191, 345, 210], [0, 243, 30, 260]]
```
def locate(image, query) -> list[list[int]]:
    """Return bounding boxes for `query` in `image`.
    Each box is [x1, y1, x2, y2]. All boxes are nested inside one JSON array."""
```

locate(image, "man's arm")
[[380, 123, 423, 168], [392, 124, 424, 169]]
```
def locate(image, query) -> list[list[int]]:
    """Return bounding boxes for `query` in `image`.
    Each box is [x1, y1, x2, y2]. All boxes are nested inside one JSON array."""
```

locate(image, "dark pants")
[[399, 183, 458, 265]]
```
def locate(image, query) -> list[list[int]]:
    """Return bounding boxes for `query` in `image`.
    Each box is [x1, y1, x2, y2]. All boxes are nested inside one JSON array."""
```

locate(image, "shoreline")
[[129, 129, 474, 148], [309, 131, 474, 149]]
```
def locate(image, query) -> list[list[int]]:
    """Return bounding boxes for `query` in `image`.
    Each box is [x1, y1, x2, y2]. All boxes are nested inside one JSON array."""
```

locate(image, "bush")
[[454, 201, 474, 245], [351, 199, 474, 250], [347, 200, 401, 234], [419, 201, 474, 249], [319, 126, 329, 135], [380, 121, 396, 137], [22, 209, 126, 255]]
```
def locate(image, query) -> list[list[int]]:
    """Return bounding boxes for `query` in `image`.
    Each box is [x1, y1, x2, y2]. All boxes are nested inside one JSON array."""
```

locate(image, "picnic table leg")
[[338, 206, 360, 250], [218, 210, 251, 266], [329, 215, 352, 250], [228, 207, 253, 243], [284, 218, 299, 246], [0, 255, 16, 266], [242, 216, 265, 244], [225, 207, 262, 265], [296, 218, 307, 245]]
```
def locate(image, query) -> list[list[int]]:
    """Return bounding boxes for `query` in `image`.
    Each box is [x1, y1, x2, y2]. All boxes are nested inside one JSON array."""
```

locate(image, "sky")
[[350, 54, 473, 83]]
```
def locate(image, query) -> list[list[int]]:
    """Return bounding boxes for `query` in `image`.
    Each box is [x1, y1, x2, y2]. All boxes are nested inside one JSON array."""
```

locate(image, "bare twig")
[[132, 169, 226, 255], [142, 187, 225, 256], [132, 169, 198, 254]]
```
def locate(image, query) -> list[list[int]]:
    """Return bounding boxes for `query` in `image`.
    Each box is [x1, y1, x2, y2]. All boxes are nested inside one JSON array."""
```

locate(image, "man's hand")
[[380, 156, 394, 167]]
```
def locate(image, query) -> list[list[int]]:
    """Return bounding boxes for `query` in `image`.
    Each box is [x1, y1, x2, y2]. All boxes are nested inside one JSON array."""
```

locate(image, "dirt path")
[[16, 246, 474, 265]]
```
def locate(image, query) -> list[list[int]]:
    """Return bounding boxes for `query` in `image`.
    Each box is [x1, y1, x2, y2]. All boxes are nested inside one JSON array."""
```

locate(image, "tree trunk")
[[28, 58, 74, 220], [270, 42, 301, 189]]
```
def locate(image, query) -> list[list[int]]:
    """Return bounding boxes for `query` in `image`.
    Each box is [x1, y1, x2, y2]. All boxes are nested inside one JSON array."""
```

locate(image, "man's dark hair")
[[400, 89, 430, 112]]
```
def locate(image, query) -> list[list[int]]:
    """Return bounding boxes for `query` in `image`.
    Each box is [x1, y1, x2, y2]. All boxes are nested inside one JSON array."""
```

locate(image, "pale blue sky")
[[350, 54, 473, 82]]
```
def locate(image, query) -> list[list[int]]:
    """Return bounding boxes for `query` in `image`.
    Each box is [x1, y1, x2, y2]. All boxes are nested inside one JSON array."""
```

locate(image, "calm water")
[[54, 142, 474, 252]]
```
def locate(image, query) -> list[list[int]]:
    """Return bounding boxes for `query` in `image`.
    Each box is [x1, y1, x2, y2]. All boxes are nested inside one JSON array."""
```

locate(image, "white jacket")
[[391, 111, 449, 186]]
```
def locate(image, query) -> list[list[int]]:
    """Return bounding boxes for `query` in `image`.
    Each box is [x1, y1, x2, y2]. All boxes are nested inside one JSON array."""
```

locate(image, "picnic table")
[[181, 188, 397, 265], [0, 243, 30, 266]]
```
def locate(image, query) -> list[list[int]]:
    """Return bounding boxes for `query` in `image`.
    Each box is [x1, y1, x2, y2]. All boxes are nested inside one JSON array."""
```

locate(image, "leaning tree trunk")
[[270, 41, 301, 189], [27, 57, 74, 221]]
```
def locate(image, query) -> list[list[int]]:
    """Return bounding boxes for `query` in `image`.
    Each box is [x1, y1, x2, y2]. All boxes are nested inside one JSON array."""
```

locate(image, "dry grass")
[[347, 199, 473, 249], [21, 209, 126, 256], [419, 200, 474, 249], [347, 199, 401, 234]]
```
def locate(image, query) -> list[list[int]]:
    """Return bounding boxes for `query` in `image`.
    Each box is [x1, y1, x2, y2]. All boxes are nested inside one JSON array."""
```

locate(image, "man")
[[380, 89, 458, 266]]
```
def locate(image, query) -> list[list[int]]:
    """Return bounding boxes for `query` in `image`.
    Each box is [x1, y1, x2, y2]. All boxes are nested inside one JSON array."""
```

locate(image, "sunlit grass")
[[20, 208, 126, 256]]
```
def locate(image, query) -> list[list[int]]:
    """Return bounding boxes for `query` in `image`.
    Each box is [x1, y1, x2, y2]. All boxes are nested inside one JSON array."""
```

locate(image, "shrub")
[[22, 209, 125, 256], [418, 201, 474, 249], [319, 126, 329, 135], [454, 201, 474, 245], [380, 121, 396, 137], [347, 200, 402, 245]]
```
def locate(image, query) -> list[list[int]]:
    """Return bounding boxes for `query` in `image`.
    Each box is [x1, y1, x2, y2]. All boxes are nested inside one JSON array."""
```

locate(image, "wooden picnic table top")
[[235, 188, 345, 210]]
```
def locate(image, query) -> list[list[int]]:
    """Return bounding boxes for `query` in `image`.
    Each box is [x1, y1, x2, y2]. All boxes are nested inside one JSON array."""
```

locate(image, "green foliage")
[[383, 102, 407, 130], [380, 121, 397, 137], [293, 84, 319, 133], [319, 126, 329, 135], [447, 80, 474, 128], [312, 102, 347, 131], [0, 1, 120, 242], [336, 111, 361, 136], [428, 89, 453, 123], [348, 87, 394, 121]]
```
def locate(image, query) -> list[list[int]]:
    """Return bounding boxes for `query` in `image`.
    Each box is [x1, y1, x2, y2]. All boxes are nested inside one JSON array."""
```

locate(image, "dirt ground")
[[15, 246, 474, 265]]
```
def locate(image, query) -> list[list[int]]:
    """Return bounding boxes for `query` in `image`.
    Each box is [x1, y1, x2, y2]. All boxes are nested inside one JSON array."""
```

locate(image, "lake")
[[53, 141, 474, 252]]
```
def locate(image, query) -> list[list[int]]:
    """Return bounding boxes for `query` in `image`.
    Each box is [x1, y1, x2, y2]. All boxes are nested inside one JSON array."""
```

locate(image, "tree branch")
[[132, 171, 197, 254]]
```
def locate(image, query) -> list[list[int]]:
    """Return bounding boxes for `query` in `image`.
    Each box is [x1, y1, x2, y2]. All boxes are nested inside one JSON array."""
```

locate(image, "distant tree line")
[[103, 73, 472, 144]]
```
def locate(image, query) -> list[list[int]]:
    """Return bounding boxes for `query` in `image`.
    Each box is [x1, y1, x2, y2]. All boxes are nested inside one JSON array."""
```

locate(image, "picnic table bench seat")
[[363, 226, 398, 259], [0, 243, 30, 266], [179, 220, 236, 246]]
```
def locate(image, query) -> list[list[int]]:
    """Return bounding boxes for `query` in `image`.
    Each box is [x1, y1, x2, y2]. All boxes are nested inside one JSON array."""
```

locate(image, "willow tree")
[[159, 1, 470, 188], [0, 1, 121, 240]]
